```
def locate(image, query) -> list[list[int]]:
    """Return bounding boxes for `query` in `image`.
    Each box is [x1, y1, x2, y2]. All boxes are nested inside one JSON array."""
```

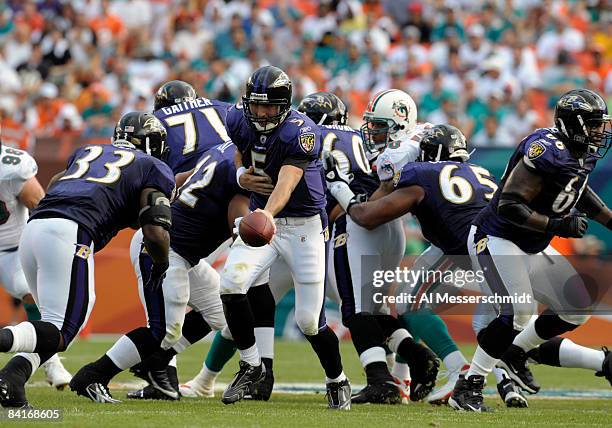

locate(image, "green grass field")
[[1, 338, 610, 427]]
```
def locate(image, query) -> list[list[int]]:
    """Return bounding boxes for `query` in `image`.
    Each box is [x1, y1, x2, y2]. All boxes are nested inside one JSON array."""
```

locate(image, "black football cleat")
[[127, 384, 178, 401], [0, 371, 30, 408], [70, 363, 121, 404], [448, 374, 490, 412], [351, 381, 401, 405], [408, 345, 440, 401], [326, 378, 351, 410], [595, 347, 611, 386], [146, 368, 179, 400], [497, 345, 540, 394], [497, 376, 528, 408], [250, 367, 274, 401], [221, 361, 265, 405]]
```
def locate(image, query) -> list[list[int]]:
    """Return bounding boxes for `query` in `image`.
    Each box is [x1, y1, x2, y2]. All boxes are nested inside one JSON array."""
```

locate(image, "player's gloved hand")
[[238, 166, 275, 195], [323, 152, 353, 185], [145, 261, 169, 292], [546, 214, 588, 238]]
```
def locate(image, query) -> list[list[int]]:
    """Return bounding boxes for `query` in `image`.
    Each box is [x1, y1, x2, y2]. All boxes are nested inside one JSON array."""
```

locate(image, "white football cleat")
[[179, 380, 214, 398], [392, 377, 411, 404], [426, 364, 470, 405], [42, 355, 72, 390]]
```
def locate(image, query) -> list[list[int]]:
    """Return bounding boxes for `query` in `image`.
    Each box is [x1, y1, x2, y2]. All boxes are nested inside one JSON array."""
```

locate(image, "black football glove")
[[323, 152, 353, 185], [547, 214, 588, 238], [145, 261, 169, 292]]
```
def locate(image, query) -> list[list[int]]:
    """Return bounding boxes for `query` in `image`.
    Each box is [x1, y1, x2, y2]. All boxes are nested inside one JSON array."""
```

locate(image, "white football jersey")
[[375, 122, 433, 181], [0, 145, 37, 251]]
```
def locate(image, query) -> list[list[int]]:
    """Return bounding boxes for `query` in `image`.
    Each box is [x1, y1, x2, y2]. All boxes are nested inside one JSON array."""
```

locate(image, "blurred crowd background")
[[0, 0, 611, 153]]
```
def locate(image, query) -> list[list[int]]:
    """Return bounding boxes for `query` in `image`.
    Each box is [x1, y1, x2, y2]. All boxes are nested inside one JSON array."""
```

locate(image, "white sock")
[[492, 367, 507, 384], [467, 346, 498, 377], [254, 327, 274, 359], [106, 335, 142, 370], [359, 346, 387, 368], [326, 371, 346, 384], [559, 339, 605, 372], [16, 353, 41, 378], [5, 323, 37, 353], [198, 364, 220, 385], [41, 353, 61, 368], [239, 344, 260, 366], [391, 361, 410, 381], [512, 322, 546, 352], [443, 350, 469, 373]]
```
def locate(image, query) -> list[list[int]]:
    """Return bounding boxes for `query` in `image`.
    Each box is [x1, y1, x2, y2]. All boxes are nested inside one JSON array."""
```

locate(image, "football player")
[[449, 88, 612, 412], [360, 90, 471, 404], [326, 124, 501, 403], [0, 141, 72, 390], [219, 65, 351, 409], [298, 92, 439, 405], [0, 111, 175, 408], [121, 142, 250, 401]]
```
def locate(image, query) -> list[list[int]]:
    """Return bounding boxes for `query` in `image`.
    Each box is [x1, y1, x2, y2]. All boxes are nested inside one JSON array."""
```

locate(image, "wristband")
[[236, 166, 247, 189], [329, 181, 356, 212]]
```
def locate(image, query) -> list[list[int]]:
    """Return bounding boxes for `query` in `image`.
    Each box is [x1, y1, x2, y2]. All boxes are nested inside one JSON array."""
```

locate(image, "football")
[[239, 211, 275, 247]]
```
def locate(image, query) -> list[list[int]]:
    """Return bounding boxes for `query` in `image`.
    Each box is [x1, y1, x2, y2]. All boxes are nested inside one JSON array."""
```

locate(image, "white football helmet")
[[361, 89, 418, 153]]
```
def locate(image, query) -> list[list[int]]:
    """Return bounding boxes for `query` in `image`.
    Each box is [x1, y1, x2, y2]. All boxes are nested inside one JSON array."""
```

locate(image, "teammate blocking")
[[450, 88, 612, 412], [0, 111, 175, 407]]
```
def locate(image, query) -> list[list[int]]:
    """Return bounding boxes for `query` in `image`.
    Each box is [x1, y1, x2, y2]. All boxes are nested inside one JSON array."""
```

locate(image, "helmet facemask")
[[361, 116, 398, 153], [242, 98, 290, 133]]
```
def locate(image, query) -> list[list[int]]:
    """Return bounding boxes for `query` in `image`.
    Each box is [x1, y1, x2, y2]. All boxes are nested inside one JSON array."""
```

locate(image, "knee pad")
[[220, 263, 252, 295], [295, 308, 319, 336]]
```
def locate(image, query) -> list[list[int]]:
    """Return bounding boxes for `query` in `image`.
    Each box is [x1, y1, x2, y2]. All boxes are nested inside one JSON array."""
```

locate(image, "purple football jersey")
[[154, 97, 232, 174], [31, 144, 175, 251], [226, 106, 326, 218]]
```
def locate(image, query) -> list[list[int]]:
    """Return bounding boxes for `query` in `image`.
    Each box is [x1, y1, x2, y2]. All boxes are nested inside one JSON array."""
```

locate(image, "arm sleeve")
[[144, 159, 176, 199]]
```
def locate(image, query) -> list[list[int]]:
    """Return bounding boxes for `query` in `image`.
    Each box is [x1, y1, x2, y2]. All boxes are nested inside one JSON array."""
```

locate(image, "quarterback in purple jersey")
[[0, 112, 174, 408], [449, 89, 612, 412], [219, 66, 351, 409]]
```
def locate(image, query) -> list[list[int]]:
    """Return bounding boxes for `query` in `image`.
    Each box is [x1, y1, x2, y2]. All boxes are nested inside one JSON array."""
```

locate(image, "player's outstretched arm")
[[576, 185, 612, 230], [18, 176, 45, 209], [347, 185, 424, 230], [497, 159, 587, 237], [259, 164, 303, 227], [139, 188, 171, 290]]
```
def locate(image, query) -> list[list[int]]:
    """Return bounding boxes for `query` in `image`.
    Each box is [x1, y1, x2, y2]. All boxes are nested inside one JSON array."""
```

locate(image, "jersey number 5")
[[60, 146, 135, 184]]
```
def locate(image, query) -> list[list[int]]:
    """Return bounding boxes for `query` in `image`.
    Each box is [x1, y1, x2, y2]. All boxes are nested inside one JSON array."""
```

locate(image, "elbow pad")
[[139, 191, 172, 230], [497, 192, 534, 226]]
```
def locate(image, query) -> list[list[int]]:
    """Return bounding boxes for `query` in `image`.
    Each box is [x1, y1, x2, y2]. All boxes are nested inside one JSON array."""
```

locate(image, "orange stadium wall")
[[1, 157, 611, 345]]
